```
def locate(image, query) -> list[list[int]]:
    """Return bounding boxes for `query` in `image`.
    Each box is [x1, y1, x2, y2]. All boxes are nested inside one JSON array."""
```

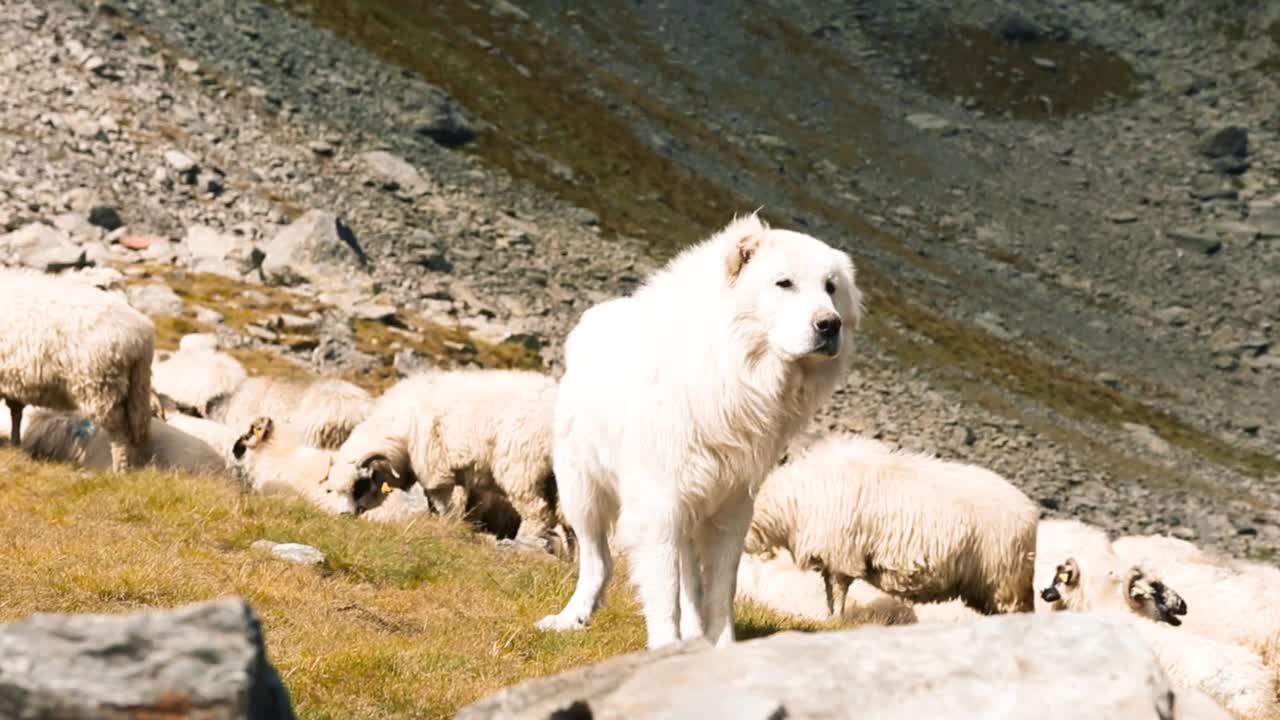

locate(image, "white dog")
[[536, 212, 862, 649]]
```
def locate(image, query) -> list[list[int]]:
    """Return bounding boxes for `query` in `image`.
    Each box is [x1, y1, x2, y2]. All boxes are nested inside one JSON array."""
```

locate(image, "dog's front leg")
[[697, 490, 754, 647]]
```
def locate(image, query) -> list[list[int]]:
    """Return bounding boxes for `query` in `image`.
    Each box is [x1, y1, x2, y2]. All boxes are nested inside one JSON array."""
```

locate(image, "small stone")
[[1039, 497, 1060, 510], [163, 149, 198, 174], [1122, 423, 1170, 455], [955, 425, 977, 447], [357, 150, 430, 198], [117, 233, 163, 250], [1165, 229, 1222, 255], [176, 58, 200, 74], [1106, 211, 1138, 224], [352, 303, 399, 323], [393, 349, 429, 376], [251, 540, 325, 565], [992, 14, 1042, 42], [1198, 126, 1248, 159], [1153, 306, 1192, 326], [906, 113, 956, 135], [87, 206, 123, 231], [245, 325, 278, 342], [194, 306, 225, 324], [1247, 202, 1280, 239], [1095, 372, 1121, 389], [973, 311, 1016, 340], [1212, 354, 1238, 371], [308, 140, 335, 157], [1031, 57, 1057, 71], [126, 283, 184, 316], [1189, 173, 1237, 201]]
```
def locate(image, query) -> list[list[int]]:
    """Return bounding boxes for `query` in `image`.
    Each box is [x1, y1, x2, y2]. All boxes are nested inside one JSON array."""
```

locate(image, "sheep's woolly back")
[[17, 408, 225, 474], [0, 268, 155, 450], [209, 375, 372, 449], [748, 434, 1038, 613], [152, 348, 247, 416], [230, 427, 348, 513], [163, 413, 241, 458], [1119, 612, 1280, 720]]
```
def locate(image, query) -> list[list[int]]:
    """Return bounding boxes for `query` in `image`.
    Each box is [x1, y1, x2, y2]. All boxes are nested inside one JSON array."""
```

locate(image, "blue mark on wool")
[[73, 419, 95, 440]]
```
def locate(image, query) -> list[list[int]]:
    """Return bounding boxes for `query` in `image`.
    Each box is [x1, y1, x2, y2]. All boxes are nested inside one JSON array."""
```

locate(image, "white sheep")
[[1112, 611, 1280, 720], [744, 434, 1039, 617], [0, 268, 155, 472], [736, 548, 918, 625], [1035, 519, 1189, 626], [10, 406, 226, 475], [162, 412, 242, 458], [151, 344, 248, 417], [1111, 533, 1280, 674], [228, 416, 404, 515], [322, 369, 561, 541], [207, 374, 372, 449]]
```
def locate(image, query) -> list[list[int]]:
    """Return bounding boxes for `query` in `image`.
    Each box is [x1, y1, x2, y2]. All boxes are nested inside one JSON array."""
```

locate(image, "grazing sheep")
[[321, 369, 561, 540], [736, 548, 917, 625], [151, 345, 248, 417], [1111, 533, 1280, 673], [0, 268, 154, 472], [12, 407, 225, 474], [1113, 612, 1280, 720], [229, 416, 400, 515], [744, 434, 1038, 617], [1036, 519, 1188, 626], [207, 375, 372, 449]]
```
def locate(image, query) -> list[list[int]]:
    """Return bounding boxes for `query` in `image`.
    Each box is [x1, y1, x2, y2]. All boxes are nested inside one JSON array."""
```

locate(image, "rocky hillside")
[[1, 0, 1278, 558]]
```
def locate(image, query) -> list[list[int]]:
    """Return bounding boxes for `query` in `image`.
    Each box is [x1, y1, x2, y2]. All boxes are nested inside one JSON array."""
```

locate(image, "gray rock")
[[194, 306, 226, 324], [1154, 306, 1192, 326], [1106, 210, 1139, 224], [356, 150, 431, 198], [973, 310, 1016, 340], [352, 302, 399, 322], [992, 14, 1042, 43], [1, 222, 86, 272], [163, 149, 198, 174], [250, 540, 325, 565], [260, 210, 367, 286], [461, 612, 1217, 720], [905, 113, 955, 134], [1188, 174, 1237, 201], [87, 206, 123, 231], [393, 348, 430, 376], [1123, 422, 1171, 455], [409, 93, 477, 148], [185, 224, 257, 277], [127, 283, 185, 316], [0, 596, 296, 720], [1198, 126, 1248, 159], [1248, 202, 1280, 239], [1165, 229, 1222, 255]]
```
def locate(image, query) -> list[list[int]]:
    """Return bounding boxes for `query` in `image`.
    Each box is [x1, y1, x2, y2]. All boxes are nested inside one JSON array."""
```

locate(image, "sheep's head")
[[1039, 557, 1080, 608], [326, 453, 406, 516], [149, 390, 169, 420], [1124, 567, 1188, 626], [232, 417, 274, 460]]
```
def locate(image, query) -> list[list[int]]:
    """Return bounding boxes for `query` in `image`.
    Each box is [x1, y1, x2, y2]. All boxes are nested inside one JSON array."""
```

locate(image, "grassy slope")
[[0, 449, 829, 719]]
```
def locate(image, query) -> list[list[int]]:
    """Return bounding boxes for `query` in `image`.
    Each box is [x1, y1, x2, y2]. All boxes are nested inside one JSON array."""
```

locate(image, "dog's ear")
[[724, 212, 767, 285]]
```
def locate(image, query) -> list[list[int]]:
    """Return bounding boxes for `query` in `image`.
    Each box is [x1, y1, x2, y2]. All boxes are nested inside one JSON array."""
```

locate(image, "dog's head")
[[722, 212, 863, 363]]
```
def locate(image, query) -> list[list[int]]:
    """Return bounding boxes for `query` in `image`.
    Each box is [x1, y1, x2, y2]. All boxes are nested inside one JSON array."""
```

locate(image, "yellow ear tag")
[[380, 482, 393, 494]]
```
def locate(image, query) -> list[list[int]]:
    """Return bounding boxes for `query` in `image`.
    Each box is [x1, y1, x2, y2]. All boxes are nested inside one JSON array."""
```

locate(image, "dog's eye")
[[824, 279, 836, 295], [775, 278, 793, 289]]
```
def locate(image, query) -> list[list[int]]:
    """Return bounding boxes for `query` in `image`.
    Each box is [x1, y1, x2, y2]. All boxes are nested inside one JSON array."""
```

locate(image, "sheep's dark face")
[[1039, 558, 1080, 607], [350, 455, 403, 516], [1126, 568, 1188, 626], [232, 417, 275, 461]]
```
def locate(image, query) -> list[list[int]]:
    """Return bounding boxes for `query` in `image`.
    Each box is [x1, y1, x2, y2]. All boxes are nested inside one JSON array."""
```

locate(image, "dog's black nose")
[[814, 314, 841, 338]]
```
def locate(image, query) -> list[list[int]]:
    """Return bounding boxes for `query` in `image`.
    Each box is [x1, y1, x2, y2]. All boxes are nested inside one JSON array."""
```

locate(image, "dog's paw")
[[536, 613, 588, 632]]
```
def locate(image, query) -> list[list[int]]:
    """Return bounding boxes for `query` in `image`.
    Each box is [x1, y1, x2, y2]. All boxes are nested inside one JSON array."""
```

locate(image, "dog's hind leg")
[[678, 534, 704, 641], [536, 455, 615, 633], [619, 502, 682, 649], [697, 490, 754, 647]]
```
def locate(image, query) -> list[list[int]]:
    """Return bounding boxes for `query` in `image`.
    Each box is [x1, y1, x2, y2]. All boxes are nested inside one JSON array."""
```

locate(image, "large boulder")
[[0, 222, 87, 272], [459, 612, 1229, 720], [260, 210, 367, 287], [0, 596, 296, 720]]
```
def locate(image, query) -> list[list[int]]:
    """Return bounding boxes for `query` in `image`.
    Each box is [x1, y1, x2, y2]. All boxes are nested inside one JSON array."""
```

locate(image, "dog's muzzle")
[[1040, 585, 1061, 603]]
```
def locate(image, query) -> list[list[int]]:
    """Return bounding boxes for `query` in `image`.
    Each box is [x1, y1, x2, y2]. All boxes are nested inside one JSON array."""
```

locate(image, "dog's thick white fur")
[[536, 213, 862, 649]]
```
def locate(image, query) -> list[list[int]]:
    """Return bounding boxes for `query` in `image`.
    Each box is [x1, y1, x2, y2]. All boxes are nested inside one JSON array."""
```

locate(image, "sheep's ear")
[[1125, 569, 1152, 606], [723, 212, 767, 286], [245, 417, 273, 447], [362, 455, 401, 480], [149, 390, 167, 420], [1056, 558, 1080, 588]]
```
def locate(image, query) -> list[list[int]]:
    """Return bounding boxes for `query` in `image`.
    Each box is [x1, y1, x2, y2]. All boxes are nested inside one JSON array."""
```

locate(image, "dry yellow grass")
[[0, 448, 835, 718]]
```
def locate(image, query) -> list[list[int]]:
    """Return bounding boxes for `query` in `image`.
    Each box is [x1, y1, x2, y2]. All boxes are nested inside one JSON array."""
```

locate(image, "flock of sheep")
[[2, 249, 1278, 719]]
